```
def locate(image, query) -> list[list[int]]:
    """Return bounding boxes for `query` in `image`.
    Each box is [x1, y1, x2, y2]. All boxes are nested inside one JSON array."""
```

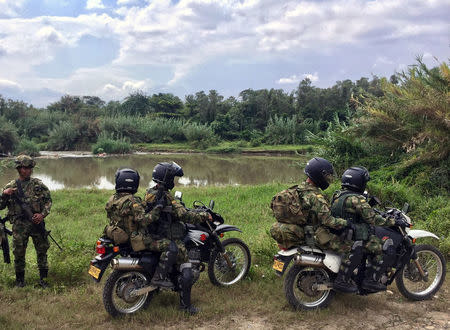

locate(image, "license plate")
[[88, 264, 101, 279], [272, 259, 285, 272]]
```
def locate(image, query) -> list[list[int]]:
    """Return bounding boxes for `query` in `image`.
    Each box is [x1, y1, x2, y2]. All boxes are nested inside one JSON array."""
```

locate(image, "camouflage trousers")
[[12, 220, 50, 273], [363, 234, 384, 263], [270, 222, 305, 249], [143, 236, 188, 265]]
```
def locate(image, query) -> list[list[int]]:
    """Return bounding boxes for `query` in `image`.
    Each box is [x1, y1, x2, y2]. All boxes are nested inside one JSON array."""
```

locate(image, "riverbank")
[[0, 184, 448, 329]]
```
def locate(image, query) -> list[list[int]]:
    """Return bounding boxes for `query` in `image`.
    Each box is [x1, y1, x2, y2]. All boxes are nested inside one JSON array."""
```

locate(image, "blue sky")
[[0, 0, 448, 107]]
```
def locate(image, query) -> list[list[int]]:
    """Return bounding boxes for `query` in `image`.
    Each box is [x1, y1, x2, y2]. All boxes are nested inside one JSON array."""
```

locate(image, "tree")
[[120, 91, 153, 116]]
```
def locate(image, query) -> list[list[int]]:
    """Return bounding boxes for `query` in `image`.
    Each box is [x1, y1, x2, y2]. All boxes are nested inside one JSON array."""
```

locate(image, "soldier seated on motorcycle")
[[144, 161, 212, 315], [331, 166, 396, 292], [269, 157, 358, 293], [104, 168, 156, 253]]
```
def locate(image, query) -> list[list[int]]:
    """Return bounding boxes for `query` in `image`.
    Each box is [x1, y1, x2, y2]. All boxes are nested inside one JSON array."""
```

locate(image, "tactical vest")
[[331, 190, 370, 241]]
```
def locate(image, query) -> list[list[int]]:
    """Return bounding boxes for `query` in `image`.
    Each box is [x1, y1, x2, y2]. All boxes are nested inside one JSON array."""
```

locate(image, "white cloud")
[[117, 0, 139, 5], [86, 0, 105, 10], [277, 73, 319, 84], [0, 0, 26, 17], [0, 78, 22, 90]]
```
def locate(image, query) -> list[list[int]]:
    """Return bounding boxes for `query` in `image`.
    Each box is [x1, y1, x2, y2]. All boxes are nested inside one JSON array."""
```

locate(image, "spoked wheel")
[[208, 238, 251, 286], [284, 264, 335, 310], [103, 270, 154, 317], [396, 244, 446, 301]]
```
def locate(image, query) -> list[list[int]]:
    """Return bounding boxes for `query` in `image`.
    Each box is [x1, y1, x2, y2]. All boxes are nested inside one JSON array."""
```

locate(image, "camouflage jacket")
[[105, 192, 154, 237], [144, 188, 210, 239], [0, 178, 52, 223], [298, 182, 348, 230], [331, 189, 395, 227]]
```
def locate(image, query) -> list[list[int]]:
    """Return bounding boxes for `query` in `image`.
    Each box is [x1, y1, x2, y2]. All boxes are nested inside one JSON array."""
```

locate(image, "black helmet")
[[304, 157, 335, 190], [152, 162, 184, 190], [341, 166, 370, 193], [115, 168, 140, 193]]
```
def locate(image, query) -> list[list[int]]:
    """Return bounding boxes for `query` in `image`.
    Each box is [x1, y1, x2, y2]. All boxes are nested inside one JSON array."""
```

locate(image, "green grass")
[[0, 184, 448, 328], [134, 141, 317, 154]]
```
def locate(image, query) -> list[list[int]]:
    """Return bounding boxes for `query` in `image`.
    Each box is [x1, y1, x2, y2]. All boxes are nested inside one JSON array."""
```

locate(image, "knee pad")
[[382, 238, 395, 256], [179, 263, 193, 286]]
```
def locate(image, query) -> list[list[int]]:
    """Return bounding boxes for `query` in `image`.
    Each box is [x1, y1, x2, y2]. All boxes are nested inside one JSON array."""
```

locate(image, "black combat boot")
[[178, 266, 199, 315], [38, 269, 49, 288], [333, 242, 363, 294], [361, 259, 387, 292], [15, 271, 25, 288], [151, 244, 178, 288]]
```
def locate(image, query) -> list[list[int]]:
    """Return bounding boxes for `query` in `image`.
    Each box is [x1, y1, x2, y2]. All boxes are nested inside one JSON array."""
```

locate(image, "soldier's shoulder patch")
[[316, 194, 323, 198], [171, 200, 177, 204], [360, 199, 366, 203], [132, 203, 140, 208]]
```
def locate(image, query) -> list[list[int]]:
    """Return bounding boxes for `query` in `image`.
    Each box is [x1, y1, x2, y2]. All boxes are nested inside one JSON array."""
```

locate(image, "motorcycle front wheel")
[[284, 264, 335, 310], [103, 270, 154, 317], [396, 244, 446, 301], [208, 237, 251, 286]]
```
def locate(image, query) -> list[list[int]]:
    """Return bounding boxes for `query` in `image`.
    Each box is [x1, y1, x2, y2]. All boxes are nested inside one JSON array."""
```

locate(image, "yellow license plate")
[[88, 264, 101, 279], [272, 259, 285, 272]]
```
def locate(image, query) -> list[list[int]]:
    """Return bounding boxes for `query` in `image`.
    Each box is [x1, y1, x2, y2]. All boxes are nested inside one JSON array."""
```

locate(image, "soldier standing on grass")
[[0, 155, 52, 288]]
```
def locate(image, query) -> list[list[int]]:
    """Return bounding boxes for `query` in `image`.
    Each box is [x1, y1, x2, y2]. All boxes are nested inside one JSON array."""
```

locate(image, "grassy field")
[[0, 185, 448, 329], [133, 142, 316, 155]]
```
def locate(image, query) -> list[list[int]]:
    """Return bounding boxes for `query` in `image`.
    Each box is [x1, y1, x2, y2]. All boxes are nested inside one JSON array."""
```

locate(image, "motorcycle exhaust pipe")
[[294, 254, 324, 267], [111, 257, 143, 270]]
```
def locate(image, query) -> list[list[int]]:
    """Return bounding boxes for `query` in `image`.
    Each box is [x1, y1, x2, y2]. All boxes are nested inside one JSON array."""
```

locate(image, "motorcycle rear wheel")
[[284, 264, 335, 310], [208, 237, 251, 286], [395, 244, 446, 301], [103, 270, 154, 317]]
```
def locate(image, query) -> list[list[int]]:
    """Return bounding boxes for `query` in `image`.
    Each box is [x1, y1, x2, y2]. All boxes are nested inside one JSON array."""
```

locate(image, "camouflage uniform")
[[0, 178, 52, 274], [331, 189, 395, 264], [144, 188, 210, 264], [270, 181, 352, 255]]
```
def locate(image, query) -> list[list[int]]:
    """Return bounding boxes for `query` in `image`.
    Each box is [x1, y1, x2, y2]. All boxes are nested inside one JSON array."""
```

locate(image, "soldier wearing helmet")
[[331, 166, 395, 292], [144, 161, 212, 315], [270, 157, 359, 292], [0, 155, 52, 288]]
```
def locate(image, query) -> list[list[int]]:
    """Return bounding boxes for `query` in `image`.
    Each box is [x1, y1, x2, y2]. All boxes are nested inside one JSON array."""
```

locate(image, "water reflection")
[[0, 153, 307, 190]]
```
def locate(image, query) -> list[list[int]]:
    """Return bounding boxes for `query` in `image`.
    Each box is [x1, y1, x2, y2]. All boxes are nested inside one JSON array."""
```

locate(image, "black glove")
[[340, 220, 356, 241], [210, 211, 224, 224], [155, 195, 166, 209]]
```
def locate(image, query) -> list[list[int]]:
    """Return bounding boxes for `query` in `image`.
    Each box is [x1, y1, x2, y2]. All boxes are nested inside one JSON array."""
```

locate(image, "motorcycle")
[[88, 194, 251, 317], [273, 201, 446, 310]]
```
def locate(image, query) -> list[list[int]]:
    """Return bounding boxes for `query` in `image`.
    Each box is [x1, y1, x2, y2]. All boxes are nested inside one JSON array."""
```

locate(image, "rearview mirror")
[[402, 202, 409, 214], [209, 200, 215, 210]]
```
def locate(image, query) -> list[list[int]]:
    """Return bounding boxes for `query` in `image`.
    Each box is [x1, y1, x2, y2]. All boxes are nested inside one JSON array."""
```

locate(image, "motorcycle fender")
[[89, 253, 114, 282], [408, 229, 439, 240], [273, 248, 297, 276], [214, 224, 242, 234], [322, 252, 341, 273]]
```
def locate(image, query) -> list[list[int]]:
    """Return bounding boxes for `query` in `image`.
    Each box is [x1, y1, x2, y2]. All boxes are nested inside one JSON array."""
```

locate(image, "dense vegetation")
[[0, 73, 385, 154]]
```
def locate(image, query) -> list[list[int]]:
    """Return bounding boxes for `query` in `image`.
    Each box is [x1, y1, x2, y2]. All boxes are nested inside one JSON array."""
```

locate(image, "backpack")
[[270, 185, 307, 225]]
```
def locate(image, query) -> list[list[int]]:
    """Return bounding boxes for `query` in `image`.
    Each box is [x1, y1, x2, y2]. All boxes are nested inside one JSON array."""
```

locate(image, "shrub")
[[47, 121, 80, 151], [0, 116, 19, 154], [92, 133, 132, 154], [182, 122, 217, 148], [15, 139, 40, 157]]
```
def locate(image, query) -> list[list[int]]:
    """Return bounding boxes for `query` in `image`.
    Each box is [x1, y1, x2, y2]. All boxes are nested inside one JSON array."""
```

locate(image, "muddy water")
[[0, 152, 307, 190]]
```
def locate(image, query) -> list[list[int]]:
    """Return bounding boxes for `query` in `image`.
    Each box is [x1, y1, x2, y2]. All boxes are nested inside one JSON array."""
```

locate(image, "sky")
[[0, 0, 448, 107]]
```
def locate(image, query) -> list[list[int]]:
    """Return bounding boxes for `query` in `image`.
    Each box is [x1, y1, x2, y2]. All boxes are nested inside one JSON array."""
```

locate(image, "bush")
[[92, 133, 132, 154], [138, 117, 185, 142], [15, 139, 40, 157], [182, 122, 217, 148], [265, 115, 303, 145], [47, 121, 80, 151], [0, 116, 19, 154]]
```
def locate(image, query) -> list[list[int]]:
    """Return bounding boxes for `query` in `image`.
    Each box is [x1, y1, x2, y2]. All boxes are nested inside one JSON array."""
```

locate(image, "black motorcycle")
[[88, 197, 251, 317], [273, 202, 446, 310]]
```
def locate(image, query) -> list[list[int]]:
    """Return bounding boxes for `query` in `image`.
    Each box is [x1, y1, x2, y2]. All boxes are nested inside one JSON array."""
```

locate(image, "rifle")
[[14, 180, 63, 251], [0, 216, 12, 264]]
